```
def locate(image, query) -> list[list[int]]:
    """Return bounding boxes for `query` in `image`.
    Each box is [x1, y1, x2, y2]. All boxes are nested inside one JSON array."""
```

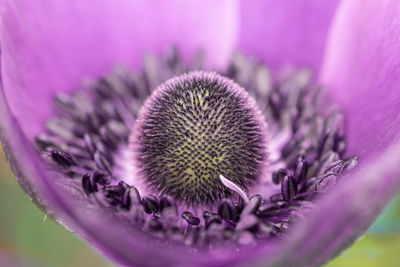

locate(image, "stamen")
[[182, 211, 201, 226], [141, 195, 160, 214], [281, 175, 297, 202], [219, 175, 249, 203], [217, 199, 235, 221], [51, 150, 76, 167]]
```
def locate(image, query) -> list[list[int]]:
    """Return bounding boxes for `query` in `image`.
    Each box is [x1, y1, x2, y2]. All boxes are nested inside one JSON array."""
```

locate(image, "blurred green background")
[[0, 148, 399, 267]]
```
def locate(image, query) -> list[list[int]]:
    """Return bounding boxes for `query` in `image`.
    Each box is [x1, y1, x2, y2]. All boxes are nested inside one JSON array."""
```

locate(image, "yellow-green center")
[[131, 71, 267, 205]]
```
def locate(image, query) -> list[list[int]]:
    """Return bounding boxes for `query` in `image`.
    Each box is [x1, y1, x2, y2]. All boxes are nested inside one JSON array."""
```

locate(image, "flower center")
[[34, 47, 358, 250], [131, 72, 268, 205]]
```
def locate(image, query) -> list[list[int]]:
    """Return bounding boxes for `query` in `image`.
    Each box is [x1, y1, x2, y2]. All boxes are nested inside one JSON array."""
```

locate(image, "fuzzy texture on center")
[[131, 72, 268, 205]]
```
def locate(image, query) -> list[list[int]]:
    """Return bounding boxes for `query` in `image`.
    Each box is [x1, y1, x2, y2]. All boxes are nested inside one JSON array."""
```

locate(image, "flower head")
[[1, 0, 400, 266]]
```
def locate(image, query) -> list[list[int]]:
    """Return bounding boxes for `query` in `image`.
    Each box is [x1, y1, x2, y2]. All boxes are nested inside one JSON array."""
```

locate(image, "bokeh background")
[[0, 147, 399, 267]]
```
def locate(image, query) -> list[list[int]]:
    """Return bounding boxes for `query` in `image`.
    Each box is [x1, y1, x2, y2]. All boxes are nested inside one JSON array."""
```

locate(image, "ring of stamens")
[[35, 48, 358, 250]]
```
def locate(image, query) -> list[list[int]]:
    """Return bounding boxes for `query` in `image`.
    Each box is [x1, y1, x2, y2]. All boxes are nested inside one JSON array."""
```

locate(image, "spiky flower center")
[[132, 72, 267, 205], [34, 47, 358, 250]]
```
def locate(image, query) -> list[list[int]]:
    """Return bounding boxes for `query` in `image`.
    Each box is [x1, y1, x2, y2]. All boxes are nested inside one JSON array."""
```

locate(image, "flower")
[[0, 0, 400, 266]]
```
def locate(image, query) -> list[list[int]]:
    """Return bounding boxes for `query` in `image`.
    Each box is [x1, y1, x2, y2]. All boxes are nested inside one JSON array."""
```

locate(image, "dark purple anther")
[[104, 184, 125, 206], [294, 155, 307, 182], [203, 212, 222, 228], [51, 150, 76, 167], [258, 203, 281, 218], [94, 151, 113, 174], [112, 181, 130, 210], [272, 169, 290, 184], [104, 180, 131, 204], [92, 171, 111, 185], [182, 211, 200, 226], [235, 200, 244, 213], [121, 188, 131, 210], [118, 180, 130, 190], [82, 173, 98, 195], [203, 211, 212, 219], [217, 199, 235, 221], [281, 175, 297, 202], [269, 193, 284, 203], [141, 195, 159, 214], [241, 194, 263, 217], [322, 160, 344, 176], [233, 201, 244, 222], [104, 184, 125, 197]]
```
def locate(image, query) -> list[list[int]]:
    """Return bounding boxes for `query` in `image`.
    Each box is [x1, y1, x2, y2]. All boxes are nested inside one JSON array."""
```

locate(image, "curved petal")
[[248, 0, 400, 265], [0, 1, 242, 266], [0, 0, 239, 140], [221, 0, 400, 266], [238, 0, 341, 74], [321, 0, 400, 159]]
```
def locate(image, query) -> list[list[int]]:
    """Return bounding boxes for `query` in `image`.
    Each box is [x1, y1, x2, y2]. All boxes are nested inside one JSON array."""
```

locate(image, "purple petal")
[[217, 1, 400, 265], [3, 0, 400, 266], [0, 1, 240, 265], [0, 0, 239, 140], [248, 0, 400, 264], [253, 0, 400, 265], [322, 0, 400, 159], [238, 0, 340, 73]]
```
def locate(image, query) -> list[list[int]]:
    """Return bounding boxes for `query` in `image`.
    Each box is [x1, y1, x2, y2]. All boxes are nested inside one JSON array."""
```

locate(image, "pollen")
[[131, 71, 268, 205]]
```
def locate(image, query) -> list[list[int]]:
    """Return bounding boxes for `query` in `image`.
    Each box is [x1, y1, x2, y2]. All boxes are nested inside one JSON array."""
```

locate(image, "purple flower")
[[0, 0, 400, 266]]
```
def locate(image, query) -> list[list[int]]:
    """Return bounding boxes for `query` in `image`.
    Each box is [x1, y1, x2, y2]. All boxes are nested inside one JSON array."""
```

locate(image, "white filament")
[[219, 175, 249, 203]]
